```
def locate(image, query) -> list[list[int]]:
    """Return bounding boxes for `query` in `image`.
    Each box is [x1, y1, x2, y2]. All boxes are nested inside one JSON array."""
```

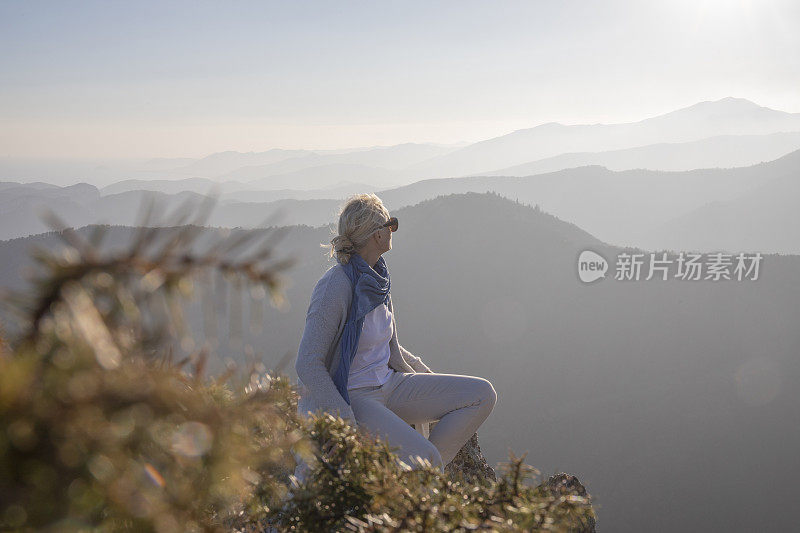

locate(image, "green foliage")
[[0, 342, 301, 531], [0, 199, 595, 531], [268, 413, 595, 532]]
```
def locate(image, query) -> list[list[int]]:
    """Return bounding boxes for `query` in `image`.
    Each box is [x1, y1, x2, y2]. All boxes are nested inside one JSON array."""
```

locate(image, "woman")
[[292, 193, 497, 481]]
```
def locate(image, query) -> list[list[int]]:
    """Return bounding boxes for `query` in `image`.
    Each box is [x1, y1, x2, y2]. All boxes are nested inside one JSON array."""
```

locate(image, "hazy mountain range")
[[406, 97, 800, 179], [484, 131, 800, 176], [4, 97, 800, 191], [0, 143, 463, 189], [638, 163, 800, 254], [378, 148, 800, 253], [0, 192, 797, 532], [4, 146, 800, 255]]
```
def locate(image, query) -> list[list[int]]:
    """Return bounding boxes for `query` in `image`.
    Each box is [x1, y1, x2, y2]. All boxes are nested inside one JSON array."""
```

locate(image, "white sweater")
[[347, 302, 395, 390], [294, 262, 434, 427]]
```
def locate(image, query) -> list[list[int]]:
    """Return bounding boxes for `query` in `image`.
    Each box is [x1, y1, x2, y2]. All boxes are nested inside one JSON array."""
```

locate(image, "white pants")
[[348, 370, 497, 472]]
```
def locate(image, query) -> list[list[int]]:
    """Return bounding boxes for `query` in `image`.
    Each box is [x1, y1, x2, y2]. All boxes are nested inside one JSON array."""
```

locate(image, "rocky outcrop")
[[440, 427, 497, 485], [440, 424, 596, 532]]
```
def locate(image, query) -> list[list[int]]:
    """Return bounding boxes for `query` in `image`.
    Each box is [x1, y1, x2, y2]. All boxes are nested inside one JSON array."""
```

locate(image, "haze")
[[2, 0, 800, 159], [3, 2, 800, 532]]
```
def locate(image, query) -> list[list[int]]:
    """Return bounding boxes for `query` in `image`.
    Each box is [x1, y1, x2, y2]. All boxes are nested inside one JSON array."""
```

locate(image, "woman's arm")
[[295, 274, 357, 425], [386, 293, 435, 374], [399, 343, 434, 373]]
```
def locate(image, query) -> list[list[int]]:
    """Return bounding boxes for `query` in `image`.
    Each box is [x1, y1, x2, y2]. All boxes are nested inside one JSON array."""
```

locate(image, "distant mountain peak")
[[508, 98, 776, 136], [663, 97, 776, 118], [718, 96, 755, 104], [513, 121, 566, 133], [698, 96, 762, 109]]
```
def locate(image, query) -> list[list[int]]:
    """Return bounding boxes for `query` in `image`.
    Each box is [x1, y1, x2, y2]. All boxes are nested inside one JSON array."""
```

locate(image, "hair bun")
[[332, 234, 355, 254]]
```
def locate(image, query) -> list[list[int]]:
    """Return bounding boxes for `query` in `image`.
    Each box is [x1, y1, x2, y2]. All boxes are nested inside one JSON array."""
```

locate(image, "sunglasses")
[[377, 216, 398, 232]]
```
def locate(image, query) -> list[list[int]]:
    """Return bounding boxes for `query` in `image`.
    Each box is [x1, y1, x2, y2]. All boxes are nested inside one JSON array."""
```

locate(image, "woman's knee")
[[477, 378, 497, 411]]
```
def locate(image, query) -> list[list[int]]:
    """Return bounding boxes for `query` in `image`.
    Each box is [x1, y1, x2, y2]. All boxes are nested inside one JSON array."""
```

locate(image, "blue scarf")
[[332, 252, 391, 405]]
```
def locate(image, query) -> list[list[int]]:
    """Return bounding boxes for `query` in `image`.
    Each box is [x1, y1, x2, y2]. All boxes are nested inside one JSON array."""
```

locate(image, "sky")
[[1, 0, 799, 159]]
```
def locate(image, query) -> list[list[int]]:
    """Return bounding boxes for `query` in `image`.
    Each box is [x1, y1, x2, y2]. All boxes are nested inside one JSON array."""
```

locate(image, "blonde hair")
[[324, 193, 390, 264]]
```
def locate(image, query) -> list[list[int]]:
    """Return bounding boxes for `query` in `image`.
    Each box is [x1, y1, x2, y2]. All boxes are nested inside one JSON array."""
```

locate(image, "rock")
[[539, 472, 597, 532], [439, 426, 497, 485]]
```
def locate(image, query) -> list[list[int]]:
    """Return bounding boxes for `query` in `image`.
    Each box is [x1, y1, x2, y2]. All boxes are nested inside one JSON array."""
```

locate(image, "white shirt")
[[347, 301, 395, 390]]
